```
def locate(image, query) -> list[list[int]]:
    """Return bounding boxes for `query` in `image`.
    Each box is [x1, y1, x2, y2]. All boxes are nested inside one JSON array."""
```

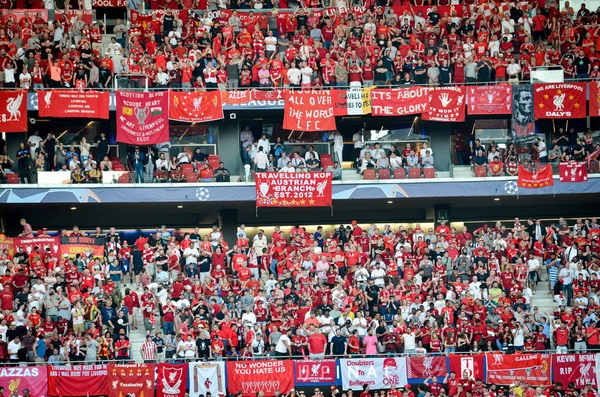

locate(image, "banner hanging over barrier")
[[59, 236, 105, 257], [332, 87, 373, 116], [467, 86, 512, 115], [48, 365, 108, 396], [283, 90, 335, 131], [421, 86, 466, 122], [157, 363, 188, 397], [370, 87, 429, 117], [448, 354, 485, 381], [255, 172, 332, 208], [107, 364, 155, 397], [38, 90, 110, 119], [0, 90, 27, 132], [485, 354, 551, 386], [226, 360, 294, 397], [533, 83, 586, 119], [0, 367, 47, 397], [552, 354, 597, 389], [189, 361, 227, 397], [294, 360, 337, 386], [559, 162, 588, 182], [340, 358, 408, 391], [116, 91, 170, 145], [169, 90, 224, 123]]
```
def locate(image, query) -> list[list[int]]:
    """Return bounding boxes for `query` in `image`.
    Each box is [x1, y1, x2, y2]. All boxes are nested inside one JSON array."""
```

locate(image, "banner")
[[226, 360, 294, 397], [371, 87, 429, 117], [107, 364, 155, 397], [157, 364, 188, 397], [596, 353, 600, 391], [13, 236, 60, 256], [340, 358, 408, 391], [48, 365, 108, 396], [0, 90, 27, 132], [59, 236, 105, 257], [116, 91, 170, 145], [2, 9, 48, 23], [38, 90, 110, 119], [283, 90, 335, 131], [448, 355, 484, 381], [421, 86, 466, 122], [169, 90, 224, 123], [467, 86, 512, 115], [552, 354, 597, 389], [93, 0, 126, 6], [559, 162, 588, 182], [222, 89, 254, 105], [255, 172, 332, 208], [518, 164, 554, 188], [189, 362, 226, 397], [0, 367, 47, 397], [485, 354, 551, 386], [0, 236, 14, 256], [534, 83, 586, 119], [294, 360, 337, 385], [590, 81, 600, 117], [332, 87, 373, 116], [406, 356, 447, 379], [511, 85, 536, 143], [60, 10, 94, 24]]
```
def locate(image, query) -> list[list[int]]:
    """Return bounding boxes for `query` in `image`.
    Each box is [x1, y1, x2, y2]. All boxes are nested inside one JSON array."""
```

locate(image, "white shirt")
[[257, 138, 270, 152], [304, 150, 320, 160], [265, 36, 277, 52], [8, 340, 20, 359], [183, 247, 199, 265], [538, 141, 547, 157], [287, 68, 301, 85], [370, 268, 386, 287], [507, 62, 521, 76], [27, 135, 42, 157], [300, 66, 313, 84], [420, 148, 433, 158], [352, 132, 364, 149], [329, 133, 344, 150], [402, 332, 416, 350], [255, 151, 269, 169], [275, 334, 291, 354], [527, 258, 540, 272]]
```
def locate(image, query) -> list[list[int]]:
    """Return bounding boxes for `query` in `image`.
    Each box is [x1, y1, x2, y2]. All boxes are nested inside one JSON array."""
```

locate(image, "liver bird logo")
[[6, 93, 23, 121], [553, 93, 565, 110]]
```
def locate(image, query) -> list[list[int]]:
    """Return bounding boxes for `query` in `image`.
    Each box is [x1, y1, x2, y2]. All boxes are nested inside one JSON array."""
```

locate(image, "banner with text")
[[157, 364, 188, 397], [116, 91, 170, 145], [448, 354, 485, 381], [511, 84, 536, 143], [0, 90, 27, 132], [590, 81, 600, 117], [534, 83, 586, 119], [283, 90, 335, 131], [59, 236, 105, 257], [340, 358, 408, 391], [189, 362, 226, 397], [467, 85, 512, 115], [48, 365, 108, 396], [0, 367, 47, 397], [107, 364, 155, 397], [226, 360, 294, 397], [294, 360, 337, 386], [371, 87, 429, 117], [169, 90, 224, 123], [255, 172, 332, 208], [559, 162, 588, 182], [38, 90, 110, 119], [93, 0, 126, 6], [421, 86, 466, 122], [13, 236, 60, 256], [485, 354, 551, 386], [518, 164, 554, 188], [332, 87, 373, 116], [552, 354, 597, 389]]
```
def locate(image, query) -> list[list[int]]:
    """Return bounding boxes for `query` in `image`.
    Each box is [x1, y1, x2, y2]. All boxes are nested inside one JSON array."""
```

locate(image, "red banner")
[[169, 90, 224, 123], [406, 356, 447, 379], [552, 354, 597, 389], [38, 90, 110, 119], [559, 162, 588, 182], [48, 365, 108, 396], [108, 364, 155, 397], [283, 90, 335, 131], [93, 0, 126, 6], [371, 87, 429, 116], [222, 89, 254, 105], [448, 355, 484, 381], [13, 236, 60, 256], [255, 172, 332, 208], [60, 10, 94, 24], [0, 90, 27, 132], [0, 237, 14, 256], [518, 164, 554, 188], [533, 83, 586, 119], [467, 86, 512, 115], [590, 81, 600, 117], [294, 360, 337, 385], [226, 360, 294, 397], [0, 367, 47, 397], [157, 363, 188, 397], [485, 354, 551, 386], [116, 91, 170, 145], [3, 9, 48, 23], [59, 236, 105, 258], [421, 86, 466, 122], [253, 89, 285, 102]]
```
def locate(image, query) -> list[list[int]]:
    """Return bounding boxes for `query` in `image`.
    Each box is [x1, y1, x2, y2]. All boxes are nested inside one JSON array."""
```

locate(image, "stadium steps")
[[531, 279, 556, 320], [452, 165, 473, 178]]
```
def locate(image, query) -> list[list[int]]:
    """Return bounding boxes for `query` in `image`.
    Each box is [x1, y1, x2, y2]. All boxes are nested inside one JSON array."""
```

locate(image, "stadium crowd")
[[0, 215, 598, 365], [2, 0, 600, 89]]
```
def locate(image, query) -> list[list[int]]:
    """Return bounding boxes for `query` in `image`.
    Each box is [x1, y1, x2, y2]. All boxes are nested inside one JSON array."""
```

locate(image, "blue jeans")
[[134, 167, 144, 183], [270, 259, 278, 276], [445, 346, 455, 353], [163, 321, 174, 335]]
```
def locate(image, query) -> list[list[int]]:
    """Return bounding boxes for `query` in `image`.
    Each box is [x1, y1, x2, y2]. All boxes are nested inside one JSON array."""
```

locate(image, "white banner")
[[189, 362, 226, 397], [340, 357, 407, 390], [596, 353, 600, 390]]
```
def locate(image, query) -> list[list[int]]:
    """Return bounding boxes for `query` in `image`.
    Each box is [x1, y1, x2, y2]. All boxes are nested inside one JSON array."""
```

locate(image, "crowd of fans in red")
[[2, 0, 600, 89], [0, 215, 598, 365]]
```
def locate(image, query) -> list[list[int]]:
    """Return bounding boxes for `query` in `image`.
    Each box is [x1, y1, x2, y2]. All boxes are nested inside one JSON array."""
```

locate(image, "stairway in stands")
[[531, 278, 556, 320]]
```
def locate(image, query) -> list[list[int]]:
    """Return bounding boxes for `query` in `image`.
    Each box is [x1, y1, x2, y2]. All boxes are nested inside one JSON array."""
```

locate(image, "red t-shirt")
[[307, 333, 327, 354]]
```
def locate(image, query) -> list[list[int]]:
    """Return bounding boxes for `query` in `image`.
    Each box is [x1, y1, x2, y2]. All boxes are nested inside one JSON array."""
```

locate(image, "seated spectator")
[[306, 152, 321, 171], [170, 164, 185, 182], [405, 150, 419, 168], [376, 152, 389, 169], [358, 152, 376, 174], [279, 161, 295, 173], [389, 152, 403, 169], [473, 149, 489, 166], [99, 156, 113, 172], [326, 161, 342, 180], [489, 156, 504, 176], [87, 162, 102, 183], [421, 150, 434, 168], [213, 162, 231, 182], [71, 164, 86, 184], [291, 152, 306, 171]]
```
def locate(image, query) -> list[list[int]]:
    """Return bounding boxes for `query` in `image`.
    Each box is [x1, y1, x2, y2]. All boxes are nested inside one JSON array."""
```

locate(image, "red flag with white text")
[[0, 90, 27, 132], [107, 364, 155, 397], [157, 363, 187, 397], [283, 90, 335, 131], [467, 85, 512, 114], [533, 83, 586, 119], [116, 91, 170, 145], [169, 90, 224, 123], [448, 355, 484, 381], [485, 353, 551, 386], [256, 172, 332, 207], [590, 81, 600, 117], [38, 90, 110, 119], [371, 87, 429, 116], [421, 86, 466, 122], [559, 162, 588, 182], [518, 164, 554, 188]]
